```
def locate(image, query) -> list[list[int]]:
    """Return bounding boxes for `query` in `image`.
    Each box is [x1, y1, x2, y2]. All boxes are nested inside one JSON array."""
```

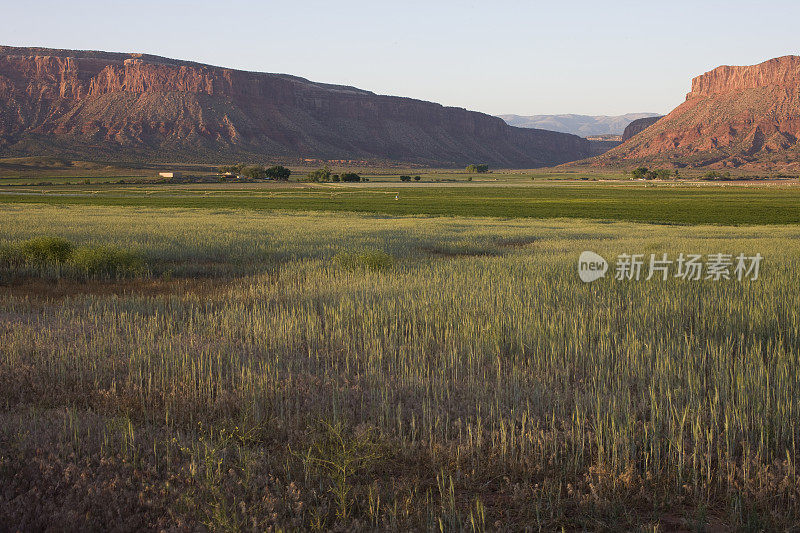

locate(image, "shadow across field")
[[0, 276, 235, 300]]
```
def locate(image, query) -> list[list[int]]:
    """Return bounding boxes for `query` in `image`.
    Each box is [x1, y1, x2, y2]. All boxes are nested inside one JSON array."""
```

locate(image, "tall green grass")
[[1, 204, 799, 529]]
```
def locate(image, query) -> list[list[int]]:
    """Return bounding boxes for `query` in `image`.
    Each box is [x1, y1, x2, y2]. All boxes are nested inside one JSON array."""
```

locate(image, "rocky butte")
[[591, 55, 800, 170], [0, 46, 590, 167]]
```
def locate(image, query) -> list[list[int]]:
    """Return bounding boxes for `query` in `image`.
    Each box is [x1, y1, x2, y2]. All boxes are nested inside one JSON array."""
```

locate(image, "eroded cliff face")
[[689, 56, 800, 98], [0, 46, 590, 166], [592, 55, 800, 169]]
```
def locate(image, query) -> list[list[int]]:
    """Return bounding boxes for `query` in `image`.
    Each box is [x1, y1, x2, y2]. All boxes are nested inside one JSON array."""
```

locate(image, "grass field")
[[2, 201, 800, 530], [1, 181, 800, 225]]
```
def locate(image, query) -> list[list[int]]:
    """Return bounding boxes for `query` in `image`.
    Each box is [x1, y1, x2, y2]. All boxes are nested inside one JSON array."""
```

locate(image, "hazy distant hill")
[[498, 113, 661, 137], [0, 46, 591, 167]]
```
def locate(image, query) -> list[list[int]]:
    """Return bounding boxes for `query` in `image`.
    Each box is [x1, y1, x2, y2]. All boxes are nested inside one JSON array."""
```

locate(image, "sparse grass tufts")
[[296, 420, 382, 522]]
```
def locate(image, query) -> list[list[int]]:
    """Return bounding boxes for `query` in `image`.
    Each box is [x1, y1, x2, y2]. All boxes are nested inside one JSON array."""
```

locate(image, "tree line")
[[218, 164, 291, 180], [305, 165, 363, 182], [218, 163, 367, 182], [631, 167, 678, 180]]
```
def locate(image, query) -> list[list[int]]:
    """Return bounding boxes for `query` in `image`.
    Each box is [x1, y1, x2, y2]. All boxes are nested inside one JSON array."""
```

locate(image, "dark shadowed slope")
[[0, 46, 590, 167], [621, 116, 663, 141]]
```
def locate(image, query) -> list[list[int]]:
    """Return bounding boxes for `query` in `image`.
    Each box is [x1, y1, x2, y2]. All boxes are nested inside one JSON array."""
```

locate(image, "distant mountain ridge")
[[591, 55, 800, 169], [498, 113, 661, 137], [0, 45, 591, 167]]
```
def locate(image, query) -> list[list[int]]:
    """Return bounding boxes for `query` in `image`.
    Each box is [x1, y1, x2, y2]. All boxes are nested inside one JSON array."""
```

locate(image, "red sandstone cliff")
[[689, 56, 800, 98], [0, 46, 590, 167], [590, 56, 800, 169]]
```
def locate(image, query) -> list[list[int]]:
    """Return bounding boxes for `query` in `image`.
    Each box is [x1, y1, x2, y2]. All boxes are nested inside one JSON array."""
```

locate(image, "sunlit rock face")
[[0, 46, 590, 166], [594, 56, 800, 170]]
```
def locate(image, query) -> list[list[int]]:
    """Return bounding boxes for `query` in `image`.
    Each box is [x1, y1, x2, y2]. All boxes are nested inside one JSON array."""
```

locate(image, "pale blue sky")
[[1, 1, 798, 116]]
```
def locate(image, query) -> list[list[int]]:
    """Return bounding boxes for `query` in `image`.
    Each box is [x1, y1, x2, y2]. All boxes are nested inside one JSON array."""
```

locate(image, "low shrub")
[[70, 245, 145, 278], [0, 237, 146, 279], [20, 237, 74, 264], [333, 250, 394, 272]]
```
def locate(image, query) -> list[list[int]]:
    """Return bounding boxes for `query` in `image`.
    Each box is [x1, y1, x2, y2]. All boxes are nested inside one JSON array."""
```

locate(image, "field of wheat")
[[1, 204, 799, 530]]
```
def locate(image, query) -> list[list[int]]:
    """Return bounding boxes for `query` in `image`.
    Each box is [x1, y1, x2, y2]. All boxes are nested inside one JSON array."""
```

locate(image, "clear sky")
[[1, 0, 798, 117]]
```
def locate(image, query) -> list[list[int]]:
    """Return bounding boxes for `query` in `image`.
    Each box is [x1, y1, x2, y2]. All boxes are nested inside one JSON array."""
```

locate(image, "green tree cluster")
[[631, 167, 673, 180], [218, 163, 291, 180], [218, 163, 246, 176], [265, 165, 292, 180], [307, 166, 333, 182], [702, 170, 733, 180]]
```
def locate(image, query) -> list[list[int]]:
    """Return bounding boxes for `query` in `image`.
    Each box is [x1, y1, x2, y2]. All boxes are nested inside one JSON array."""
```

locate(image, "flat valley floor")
[[1, 188, 800, 529]]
